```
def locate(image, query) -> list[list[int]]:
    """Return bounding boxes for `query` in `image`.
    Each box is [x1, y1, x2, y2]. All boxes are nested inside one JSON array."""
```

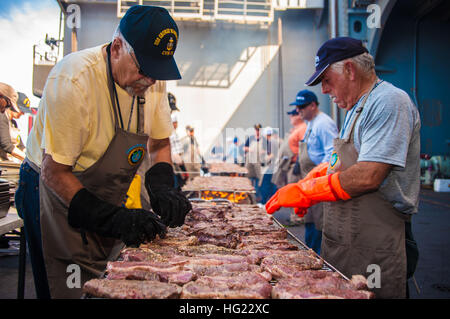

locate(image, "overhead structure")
[[117, 0, 324, 26]]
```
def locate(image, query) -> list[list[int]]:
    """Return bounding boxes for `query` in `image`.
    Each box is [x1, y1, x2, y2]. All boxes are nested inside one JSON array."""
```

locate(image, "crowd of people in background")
[[166, 90, 324, 210], [168, 93, 281, 204]]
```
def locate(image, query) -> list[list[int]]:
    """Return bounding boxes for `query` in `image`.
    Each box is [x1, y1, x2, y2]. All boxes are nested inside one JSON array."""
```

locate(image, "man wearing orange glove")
[[286, 90, 338, 254], [271, 104, 307, 225], [266, 37, 420, 299]]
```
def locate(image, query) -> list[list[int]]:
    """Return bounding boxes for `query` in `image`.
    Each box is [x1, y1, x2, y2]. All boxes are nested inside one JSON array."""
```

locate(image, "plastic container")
[[434, 179, 450, 192]]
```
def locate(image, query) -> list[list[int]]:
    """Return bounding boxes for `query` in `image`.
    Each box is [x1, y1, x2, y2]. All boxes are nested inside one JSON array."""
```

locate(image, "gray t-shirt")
[[340, 81, 421, 214]]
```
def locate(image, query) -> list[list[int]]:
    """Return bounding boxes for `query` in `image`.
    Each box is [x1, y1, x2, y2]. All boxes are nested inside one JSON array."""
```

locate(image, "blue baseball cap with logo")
[[305, 37, 368, 86], [120, 5, 181, 80], [289, 90, 318, 109]]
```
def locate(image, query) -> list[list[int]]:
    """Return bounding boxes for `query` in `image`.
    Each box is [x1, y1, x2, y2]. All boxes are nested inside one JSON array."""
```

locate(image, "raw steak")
[[83, 279, 182, 299], [272, 271, 374, 299], [261, 250, 324, 278], [106, 261, 196, 285], [181, 272, 272, 299]]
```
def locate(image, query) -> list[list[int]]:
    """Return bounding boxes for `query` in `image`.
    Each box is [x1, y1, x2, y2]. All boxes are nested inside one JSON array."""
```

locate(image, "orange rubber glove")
[[303, 162, 329, 181], [292, 163, 329, 217], [265, 172, 351, 214]]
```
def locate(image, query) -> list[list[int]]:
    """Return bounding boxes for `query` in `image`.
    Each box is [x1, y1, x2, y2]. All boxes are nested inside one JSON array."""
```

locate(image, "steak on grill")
[[181, 272, 272, 299], [271, 270, 374, 299], [83, 279, 182, 299], [106, 261, 196, 285], [261, 250, 324, 279]]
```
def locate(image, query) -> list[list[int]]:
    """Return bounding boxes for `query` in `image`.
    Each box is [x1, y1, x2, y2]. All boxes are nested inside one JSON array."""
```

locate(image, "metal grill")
[[271, 217, 349, 281], [184, 189, 256, 204]]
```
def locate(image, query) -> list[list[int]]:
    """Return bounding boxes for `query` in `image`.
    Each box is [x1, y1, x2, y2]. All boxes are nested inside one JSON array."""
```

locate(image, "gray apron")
[[245, 138, 262, 180], [40, 44, 149, 298], [298, 129, 323, 230], [286, 164, 299, 184], [322, 81, 409, 299], [271, 138, 295, 188]]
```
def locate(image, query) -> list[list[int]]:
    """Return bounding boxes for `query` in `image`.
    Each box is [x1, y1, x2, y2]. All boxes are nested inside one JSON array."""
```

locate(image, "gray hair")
[[330, 52, 375, 76], [112, 25, 134, 54]]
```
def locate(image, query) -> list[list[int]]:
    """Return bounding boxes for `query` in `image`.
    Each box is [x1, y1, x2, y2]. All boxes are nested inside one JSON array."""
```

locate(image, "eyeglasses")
[[126, 46, 146, 77]]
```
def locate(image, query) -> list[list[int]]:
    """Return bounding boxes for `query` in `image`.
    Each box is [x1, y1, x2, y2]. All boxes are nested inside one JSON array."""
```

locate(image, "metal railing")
[[117, 0, 274, 24]]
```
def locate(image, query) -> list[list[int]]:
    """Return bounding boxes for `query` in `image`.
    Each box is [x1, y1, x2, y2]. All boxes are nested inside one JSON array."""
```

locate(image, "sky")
[[0, 0, 62, 141]]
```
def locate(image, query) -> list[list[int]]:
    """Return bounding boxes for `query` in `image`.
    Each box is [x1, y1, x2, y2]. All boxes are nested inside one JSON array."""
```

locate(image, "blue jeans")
[[15, 161, 51, 299], [259, 174, 278, 204], [305, 222, 322, 255]]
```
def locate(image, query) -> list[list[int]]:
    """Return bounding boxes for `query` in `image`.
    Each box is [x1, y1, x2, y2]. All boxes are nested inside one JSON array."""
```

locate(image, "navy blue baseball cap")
[[120, 5, 181, 80], [289, 90, 318, 109], [305, 37, 368, 86], [287, 107, 299, 116]]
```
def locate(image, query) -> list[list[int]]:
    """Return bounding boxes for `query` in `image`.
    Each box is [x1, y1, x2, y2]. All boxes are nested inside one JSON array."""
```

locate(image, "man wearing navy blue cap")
[[289, 89, 338, 254], [271, 101, 306, 224], [266, 37, 420, 298], [18, 5, 191, 298], [289, 89, 317, 108]]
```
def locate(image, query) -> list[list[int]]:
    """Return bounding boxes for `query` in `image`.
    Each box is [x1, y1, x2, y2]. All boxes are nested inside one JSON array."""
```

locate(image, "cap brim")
[[305, 64, 329, 86], [136, 52, 181, 81], [18, 105, 33, 114]]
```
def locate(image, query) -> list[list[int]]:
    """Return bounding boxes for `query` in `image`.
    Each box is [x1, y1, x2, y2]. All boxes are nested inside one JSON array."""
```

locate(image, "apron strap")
[[106, 43, 123, 130], [345, 79, 379, 143], [106, 43, 145, 134], [126, 96, 136, 132], [137, 96, 145, 134], [301, 126, 313, 143]]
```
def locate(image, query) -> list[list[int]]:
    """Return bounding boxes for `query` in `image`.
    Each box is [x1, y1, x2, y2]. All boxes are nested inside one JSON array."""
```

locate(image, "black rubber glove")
[[145, 162, 192, 227], [68, 188, 167, 247]]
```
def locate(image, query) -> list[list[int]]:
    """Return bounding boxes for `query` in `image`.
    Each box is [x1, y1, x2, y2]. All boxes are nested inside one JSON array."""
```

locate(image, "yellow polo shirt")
[[26, 44, 173, 172]]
